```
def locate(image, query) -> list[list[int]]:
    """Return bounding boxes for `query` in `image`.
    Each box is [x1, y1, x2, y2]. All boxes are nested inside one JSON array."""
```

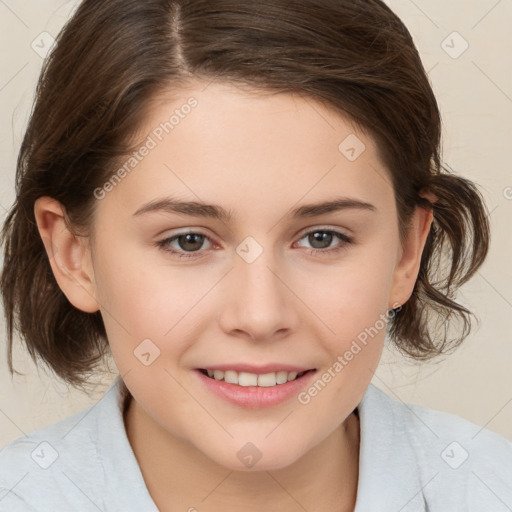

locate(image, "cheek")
[[297, 240, 397, 379], [304, 243, 397, 325], [298, 253, 395, 418], [92, 241, 214, 367]]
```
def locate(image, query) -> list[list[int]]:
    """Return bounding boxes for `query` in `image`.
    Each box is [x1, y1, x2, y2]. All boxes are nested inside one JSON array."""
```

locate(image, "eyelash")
[[155, 228, 353, 259]]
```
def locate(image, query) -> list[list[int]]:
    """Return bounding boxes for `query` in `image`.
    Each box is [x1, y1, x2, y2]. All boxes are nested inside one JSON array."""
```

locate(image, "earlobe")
[[34, 196, 99, 313], [388, 205, 434, 309]]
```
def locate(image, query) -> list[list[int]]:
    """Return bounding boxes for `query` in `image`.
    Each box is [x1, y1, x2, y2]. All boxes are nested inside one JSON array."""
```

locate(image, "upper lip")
[[197, 363, 315, 374]]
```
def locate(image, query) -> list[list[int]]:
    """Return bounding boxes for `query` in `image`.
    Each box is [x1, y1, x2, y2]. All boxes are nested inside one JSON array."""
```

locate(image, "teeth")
[[203, 369, 306, 386], [239, 372, 258, 386], [276, 371, 288, 384], [225, 370, 240, 384]]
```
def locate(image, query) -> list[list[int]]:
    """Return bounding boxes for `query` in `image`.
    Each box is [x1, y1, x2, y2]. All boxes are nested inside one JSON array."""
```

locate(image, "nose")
[[217, 248, 300, 342]]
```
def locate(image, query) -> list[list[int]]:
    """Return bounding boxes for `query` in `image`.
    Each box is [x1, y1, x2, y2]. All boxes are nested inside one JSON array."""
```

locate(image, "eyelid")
[[155, 229, 217, 259], [295, 224, 352, 239], [156, 227, 216, 244], [156, 225, 353, 258]]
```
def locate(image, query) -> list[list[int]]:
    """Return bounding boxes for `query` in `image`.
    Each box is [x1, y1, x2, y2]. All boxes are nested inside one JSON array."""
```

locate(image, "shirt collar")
[[96, 375, 427, 511], [94, 375, 159, 511], [354, 383, 428, 511]]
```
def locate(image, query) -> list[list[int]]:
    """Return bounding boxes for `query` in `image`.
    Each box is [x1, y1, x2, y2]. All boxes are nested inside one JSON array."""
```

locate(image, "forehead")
[[97, 80, 395, 222]]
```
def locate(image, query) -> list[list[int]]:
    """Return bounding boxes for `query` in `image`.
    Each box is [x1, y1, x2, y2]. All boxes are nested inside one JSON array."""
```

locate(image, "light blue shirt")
[[0, 375, 511, 511]]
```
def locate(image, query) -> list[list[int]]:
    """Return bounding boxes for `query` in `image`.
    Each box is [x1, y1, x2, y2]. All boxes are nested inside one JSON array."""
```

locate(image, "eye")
[[295, 228, 352, 256], [155, 227, 352, 259], [155, 231, 214, 259]]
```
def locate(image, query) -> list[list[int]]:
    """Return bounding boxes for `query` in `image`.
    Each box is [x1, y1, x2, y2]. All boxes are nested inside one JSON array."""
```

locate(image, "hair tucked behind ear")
[[0, 0, 492, 388], [388, 169, 490, 359]]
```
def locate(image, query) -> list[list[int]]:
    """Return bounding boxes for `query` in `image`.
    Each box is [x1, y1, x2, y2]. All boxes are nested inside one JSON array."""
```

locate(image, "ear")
[[34, 196, 99, 313], [388, 198, 434, 309]]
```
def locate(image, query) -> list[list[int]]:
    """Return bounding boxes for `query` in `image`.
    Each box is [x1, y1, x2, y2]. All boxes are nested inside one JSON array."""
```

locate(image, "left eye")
[[155, 228, 352, 259], [295, 229, 352, 253]]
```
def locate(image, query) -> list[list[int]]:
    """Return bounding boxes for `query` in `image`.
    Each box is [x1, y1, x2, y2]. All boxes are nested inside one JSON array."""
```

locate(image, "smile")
[[198, 368, 314, 387]]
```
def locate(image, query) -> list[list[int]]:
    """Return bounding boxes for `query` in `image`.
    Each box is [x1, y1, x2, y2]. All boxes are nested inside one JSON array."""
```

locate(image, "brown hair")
[[1, 0, 490, 389]]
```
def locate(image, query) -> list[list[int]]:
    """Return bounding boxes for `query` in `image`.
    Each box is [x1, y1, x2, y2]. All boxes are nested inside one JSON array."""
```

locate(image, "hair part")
[[1, 0, 490, 388]]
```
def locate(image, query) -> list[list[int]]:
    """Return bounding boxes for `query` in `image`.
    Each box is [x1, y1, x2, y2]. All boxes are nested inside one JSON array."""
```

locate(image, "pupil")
[[180, 233, 204, 251], [309, 231, 332, 249]]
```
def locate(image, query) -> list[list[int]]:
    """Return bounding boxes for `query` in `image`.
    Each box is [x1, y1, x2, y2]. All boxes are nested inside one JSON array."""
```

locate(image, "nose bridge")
[[239, 248, 280, 299], [219, 240, 297, 339]]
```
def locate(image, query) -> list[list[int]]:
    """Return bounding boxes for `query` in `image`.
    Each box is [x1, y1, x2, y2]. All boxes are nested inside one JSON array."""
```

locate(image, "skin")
[[34, 80, 433, 511]]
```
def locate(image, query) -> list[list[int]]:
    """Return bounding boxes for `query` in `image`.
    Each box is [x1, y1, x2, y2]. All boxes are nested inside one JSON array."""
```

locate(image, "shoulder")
[[0, 376, 156, 512], [358, 384, 512, 510], [364, 382, 512, 445], [0, 383, 118, 512], [366, 383, 512, 462]]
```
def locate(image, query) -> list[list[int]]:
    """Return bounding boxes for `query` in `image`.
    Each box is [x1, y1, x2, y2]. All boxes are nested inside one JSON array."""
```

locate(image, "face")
[[39, 80, 430, 472]]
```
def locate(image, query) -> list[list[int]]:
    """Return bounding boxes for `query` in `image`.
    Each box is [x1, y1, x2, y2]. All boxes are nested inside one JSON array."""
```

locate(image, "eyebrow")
[[133, 196, 377, 222]]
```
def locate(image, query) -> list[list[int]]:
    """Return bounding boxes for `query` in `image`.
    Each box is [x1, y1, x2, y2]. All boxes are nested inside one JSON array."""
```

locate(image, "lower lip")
[[194, 369, 317, 409]]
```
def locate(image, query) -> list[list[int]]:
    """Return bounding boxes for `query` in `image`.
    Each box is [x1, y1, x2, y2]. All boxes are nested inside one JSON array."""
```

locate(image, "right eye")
[[155, 231, 215, 259]]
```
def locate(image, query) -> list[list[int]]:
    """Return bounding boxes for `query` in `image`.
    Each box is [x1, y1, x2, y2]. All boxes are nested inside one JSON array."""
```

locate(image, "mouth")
[[195, 366, 318, 408], [197, 368, 316, 387]]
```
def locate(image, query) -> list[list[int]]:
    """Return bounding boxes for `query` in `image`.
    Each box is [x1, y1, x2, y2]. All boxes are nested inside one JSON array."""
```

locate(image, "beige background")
[[0, 0, 511, 449]]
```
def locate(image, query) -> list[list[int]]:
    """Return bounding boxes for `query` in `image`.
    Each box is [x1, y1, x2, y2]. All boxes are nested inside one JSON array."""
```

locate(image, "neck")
[[123, 394, 360, 512]]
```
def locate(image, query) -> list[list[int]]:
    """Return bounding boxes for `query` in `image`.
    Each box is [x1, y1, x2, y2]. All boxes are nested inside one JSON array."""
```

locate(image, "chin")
[[202, 440, 304, 472]]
